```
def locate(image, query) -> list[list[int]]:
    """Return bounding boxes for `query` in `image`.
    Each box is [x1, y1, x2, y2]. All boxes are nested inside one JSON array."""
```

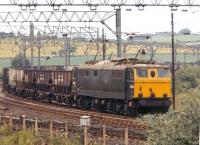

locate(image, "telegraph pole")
[[171, 12, 176, 110]]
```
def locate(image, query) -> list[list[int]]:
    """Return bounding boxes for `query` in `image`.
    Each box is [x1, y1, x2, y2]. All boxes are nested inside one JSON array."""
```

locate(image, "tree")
[[11, 54, 30, 68]]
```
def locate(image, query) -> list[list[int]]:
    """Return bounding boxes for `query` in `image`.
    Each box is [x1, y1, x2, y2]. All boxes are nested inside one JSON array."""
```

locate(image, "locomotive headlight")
[[72, 81, 76, 85], [129, 85, 133, 89]]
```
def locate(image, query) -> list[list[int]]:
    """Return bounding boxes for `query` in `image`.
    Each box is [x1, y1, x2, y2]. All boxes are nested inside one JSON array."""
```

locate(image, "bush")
[[176, 65, 199, 93], [11, 54, 30, 68], [0, 72, 2, 80], [144, 87, 200, 145]]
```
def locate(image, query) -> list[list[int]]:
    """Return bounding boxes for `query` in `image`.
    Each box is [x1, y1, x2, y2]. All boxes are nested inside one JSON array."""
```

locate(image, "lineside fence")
[[0, 114, 145, 145]]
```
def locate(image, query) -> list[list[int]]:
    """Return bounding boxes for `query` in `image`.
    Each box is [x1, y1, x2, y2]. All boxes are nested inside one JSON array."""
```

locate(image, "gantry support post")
[[30, 22, 34, 69], [116, 8, 122, 58], [102, 28, 106, 60], [64, 34, 70, 69]]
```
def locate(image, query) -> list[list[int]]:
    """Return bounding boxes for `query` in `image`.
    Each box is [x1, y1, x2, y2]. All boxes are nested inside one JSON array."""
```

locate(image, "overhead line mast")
[[171, 12, 176, 110]]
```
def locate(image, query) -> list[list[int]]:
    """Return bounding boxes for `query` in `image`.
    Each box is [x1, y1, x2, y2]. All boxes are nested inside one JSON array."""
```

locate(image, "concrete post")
[[22, 115, 26, 130], [35, 117, 38, 135], [50, 121, 53, 138], [83, 126, 88, 145], [9, 115, 13, 131], [65, 121, 68, 137], [102, 125, 106, 145], [125, 127, 129, 145], [0, 114, 1, 125]]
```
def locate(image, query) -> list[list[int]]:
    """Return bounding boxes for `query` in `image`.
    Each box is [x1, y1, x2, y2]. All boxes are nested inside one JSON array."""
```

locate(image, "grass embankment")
[[144, 65, 200, 145], [0, 124, 81, 145]]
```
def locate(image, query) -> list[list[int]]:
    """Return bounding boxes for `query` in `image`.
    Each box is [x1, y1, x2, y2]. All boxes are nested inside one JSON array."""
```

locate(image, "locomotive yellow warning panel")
[[133, 66, 171, 99]]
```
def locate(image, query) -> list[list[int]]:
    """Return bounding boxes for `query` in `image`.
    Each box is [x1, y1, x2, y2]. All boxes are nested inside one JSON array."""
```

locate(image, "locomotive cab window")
[[137, 68, 148, 77], [158, 69, 170, 77]]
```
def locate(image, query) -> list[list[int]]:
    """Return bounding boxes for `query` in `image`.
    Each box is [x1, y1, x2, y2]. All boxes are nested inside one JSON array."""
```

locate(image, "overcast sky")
[[120, 7, 200, 34], [0, 3, 200, 38]]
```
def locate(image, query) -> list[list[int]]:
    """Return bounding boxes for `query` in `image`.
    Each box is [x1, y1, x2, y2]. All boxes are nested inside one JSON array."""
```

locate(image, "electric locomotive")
[[73, 58, 171, 114], [2, 58, 172, 115]]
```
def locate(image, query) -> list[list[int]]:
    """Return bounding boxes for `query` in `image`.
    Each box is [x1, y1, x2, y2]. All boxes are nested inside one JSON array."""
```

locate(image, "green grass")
[[0, 53, 199, 71], [0, 124, 81, 145], [150, 34, 200, 43]]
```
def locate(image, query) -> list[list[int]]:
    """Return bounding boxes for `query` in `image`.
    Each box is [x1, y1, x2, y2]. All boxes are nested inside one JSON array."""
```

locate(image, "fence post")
[[65, 121, 68, 137], [22, 115, 26, 131], [35, 117, 38, 135], [102, 125, 106, 145], [125, 127, 129, 145], [9, 115, 13, 131], [0, 114, 2, 126], [83, 126, 88, 145], [49, 120, 53, 138], [88, 133, 90, 145]]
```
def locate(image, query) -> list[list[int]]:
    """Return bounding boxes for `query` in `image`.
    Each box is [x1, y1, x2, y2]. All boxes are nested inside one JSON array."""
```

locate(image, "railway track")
[[0, 88, 147, 141]]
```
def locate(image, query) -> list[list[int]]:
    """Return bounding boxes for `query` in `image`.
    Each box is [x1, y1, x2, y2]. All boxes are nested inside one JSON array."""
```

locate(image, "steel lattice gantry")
[[0, 11, 115, 22], [2, 0, 200, 7], [0, 0, 199, 57]]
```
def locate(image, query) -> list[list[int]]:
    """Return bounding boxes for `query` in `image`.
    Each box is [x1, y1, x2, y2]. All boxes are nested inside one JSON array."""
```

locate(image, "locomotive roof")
[[79, 59, 170, 70]]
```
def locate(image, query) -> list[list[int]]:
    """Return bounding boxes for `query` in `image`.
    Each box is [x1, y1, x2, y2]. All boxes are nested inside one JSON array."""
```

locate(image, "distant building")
[[127, 35, 151, 42], [178, 28, 191, 35], [155, 32, 171, 36]]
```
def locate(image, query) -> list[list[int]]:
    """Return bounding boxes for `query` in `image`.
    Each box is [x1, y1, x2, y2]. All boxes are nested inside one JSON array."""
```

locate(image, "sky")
[[120, 7, 200, 34], [0, 1, 200, 38]]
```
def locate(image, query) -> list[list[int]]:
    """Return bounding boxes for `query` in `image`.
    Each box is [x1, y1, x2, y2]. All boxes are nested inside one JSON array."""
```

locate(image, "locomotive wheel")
[[94, 99, 103, 112], [57, 96, 62, 103], [32, 91, 38, 100], [48, 93, 53, 103], [77, 96, 84, 108], [84, 97, 91, 109]]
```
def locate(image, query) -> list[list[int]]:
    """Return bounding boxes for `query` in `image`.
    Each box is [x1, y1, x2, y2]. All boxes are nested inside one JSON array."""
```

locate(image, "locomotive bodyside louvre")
[[75, 67, 126, 99]]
